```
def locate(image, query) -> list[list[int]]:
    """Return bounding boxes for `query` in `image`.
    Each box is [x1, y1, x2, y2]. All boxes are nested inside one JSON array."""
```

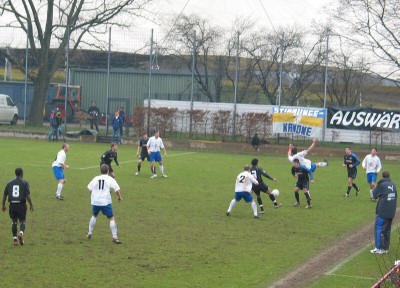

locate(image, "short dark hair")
[[293, 158, 300, 164], [292, 148, 298, 155], [346, 146, 351, 150], [251, 158, 258, 166], [101, 164, 109, 174], [15, 168, 23, 177], [382, 171, 390, 178], [244, 165, 250, 171], [111, 142, 118, 148]]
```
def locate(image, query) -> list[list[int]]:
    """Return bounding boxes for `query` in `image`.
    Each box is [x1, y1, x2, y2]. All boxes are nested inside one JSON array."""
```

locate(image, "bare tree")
[[0, 0, 151, 125], [241, 26, 302, 105], [286, 33, 326, 106], [164, 14, 224, 102], [332, 0, 400, 82], [325, 45, 370, 107]]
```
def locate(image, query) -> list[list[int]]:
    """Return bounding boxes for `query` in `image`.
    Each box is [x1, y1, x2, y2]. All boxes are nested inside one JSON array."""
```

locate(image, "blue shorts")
[[310, 163, 317, 173], [52, 166, 65, 180], [92, 204, 114, 218], [234, 192, 254, 203], [367, 173, 378, 184], [149, 151, 162, 162]]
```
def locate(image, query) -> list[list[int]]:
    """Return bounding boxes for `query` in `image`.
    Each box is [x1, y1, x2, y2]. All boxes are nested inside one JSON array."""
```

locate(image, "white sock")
[[317, 162, 327, 167], [227, 199, 236, 213], [251, 201, 258, 216], [88, 216, 97, 235], [56, 183, 63, 196], [160, 165, 165, 175], [370, 189, 373, 198], [110, 220, 118, 239]]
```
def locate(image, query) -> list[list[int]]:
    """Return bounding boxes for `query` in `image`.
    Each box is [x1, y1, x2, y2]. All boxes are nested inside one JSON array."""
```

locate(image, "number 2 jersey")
[[4, 178, 30, 204], [235, 171, 258, 193], [87, 174, 120, 206]]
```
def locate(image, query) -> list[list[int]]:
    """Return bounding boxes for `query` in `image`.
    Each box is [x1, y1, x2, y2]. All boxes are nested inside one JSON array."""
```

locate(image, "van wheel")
[[11, 115, 18, 125]]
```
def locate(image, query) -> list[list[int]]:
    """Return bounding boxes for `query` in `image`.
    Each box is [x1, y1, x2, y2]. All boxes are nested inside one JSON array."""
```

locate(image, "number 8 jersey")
[[4, 178, 30, 204]]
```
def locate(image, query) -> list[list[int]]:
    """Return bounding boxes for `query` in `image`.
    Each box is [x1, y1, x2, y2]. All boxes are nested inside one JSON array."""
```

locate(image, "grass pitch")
[[0, 138, 398, 287]]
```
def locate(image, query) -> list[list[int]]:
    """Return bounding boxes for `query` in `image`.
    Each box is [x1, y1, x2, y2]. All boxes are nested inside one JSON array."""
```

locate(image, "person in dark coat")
[[251, 133, 260, 151], [370, 171, 397, 254]]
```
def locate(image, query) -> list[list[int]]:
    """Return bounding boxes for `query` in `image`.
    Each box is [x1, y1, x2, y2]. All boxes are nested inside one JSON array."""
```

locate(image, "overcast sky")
[[144, 0, 336, 29]]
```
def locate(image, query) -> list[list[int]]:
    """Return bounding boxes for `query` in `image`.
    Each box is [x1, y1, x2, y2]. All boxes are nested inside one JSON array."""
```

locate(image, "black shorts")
[[295, 181, 309, 190], [252, 182, 269, 196], [347, 169, 357, 179], [139, 154, 150, 162], [9, 203, 27, 222]]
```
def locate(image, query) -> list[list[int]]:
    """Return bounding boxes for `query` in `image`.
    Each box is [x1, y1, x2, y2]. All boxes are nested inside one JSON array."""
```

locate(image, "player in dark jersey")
[[292, 158, 314, 209], [2, 168, 34, 246], [100, 142, 120, 178], [250, 158, 281, 213], [343, 146, 361, 197], [135, 133, 151, 176]]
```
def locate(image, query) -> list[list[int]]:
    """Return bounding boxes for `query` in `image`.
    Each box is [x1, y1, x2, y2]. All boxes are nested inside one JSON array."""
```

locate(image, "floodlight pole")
[[323, 29, 329, 142], [147, 29, 154, 135], [106, 27, 112, 134], [233, 31, 240, 139], [24, 23, 29, 125], [189, 30, 196, 138], [64, 23, 70, 133]]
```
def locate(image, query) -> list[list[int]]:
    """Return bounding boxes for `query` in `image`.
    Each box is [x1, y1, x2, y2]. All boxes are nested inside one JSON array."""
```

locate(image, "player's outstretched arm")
[[306, 138, 317, 153], [115, 190, 122, 202]]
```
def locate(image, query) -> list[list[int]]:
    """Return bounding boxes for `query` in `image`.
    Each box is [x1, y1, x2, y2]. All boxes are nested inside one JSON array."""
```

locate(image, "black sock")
[[295, 192, 300, 203], [347, 186, 351, 194], [138, 165, 141, 172], [12, 222, 17, 237], [257, 198, 264, 210], [352, 183, 359, 191], [20, 223, 26, 234]]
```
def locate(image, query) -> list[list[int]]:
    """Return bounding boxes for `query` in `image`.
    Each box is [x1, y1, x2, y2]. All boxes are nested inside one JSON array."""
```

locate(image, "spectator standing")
[[118, 107, 125, 136], [111, 111, 122, 144], [88, 101, 100, 132], [370, 171, 397, 254]]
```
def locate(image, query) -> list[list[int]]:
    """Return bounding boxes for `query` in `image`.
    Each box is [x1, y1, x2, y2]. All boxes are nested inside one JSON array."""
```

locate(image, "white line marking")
[[325, 244, 369, 275], [326, 273, 376, 280]]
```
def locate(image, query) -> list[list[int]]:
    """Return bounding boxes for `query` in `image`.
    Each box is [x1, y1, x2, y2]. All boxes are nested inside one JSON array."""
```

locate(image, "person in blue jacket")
[[343, 146, 361, 197], [111, 110, 122, 144]]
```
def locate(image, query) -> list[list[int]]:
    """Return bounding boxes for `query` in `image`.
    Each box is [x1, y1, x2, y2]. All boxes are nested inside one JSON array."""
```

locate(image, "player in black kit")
[[343, 146, 361, 197], [292, 158, 314, 209], [250, 158, 281, 213], [2, 168, 34, 246], [101, 142, 120, 178], [135, 133, 150, 176]]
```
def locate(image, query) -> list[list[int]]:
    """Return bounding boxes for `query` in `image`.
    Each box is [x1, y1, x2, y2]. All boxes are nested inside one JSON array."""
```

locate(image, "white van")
[[0, 94, 18, 125]]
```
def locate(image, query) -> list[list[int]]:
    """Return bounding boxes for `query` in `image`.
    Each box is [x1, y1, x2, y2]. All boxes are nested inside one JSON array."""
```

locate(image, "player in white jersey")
[[226, 165, 259, 218], [87, 164, 122, 244], [51, 143, 70, 200], [287, 138, 328, 173], [362, 148, 382, 200], [146, 130, 168, 178]]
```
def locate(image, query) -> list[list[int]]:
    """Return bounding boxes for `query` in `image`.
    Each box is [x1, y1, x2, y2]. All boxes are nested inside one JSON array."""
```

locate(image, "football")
[[271, 189, 280, 197]]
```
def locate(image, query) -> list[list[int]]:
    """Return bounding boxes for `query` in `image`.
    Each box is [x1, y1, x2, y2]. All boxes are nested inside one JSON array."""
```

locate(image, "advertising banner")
[[272, 107, 325, 138], [327, 107, 400, 131]]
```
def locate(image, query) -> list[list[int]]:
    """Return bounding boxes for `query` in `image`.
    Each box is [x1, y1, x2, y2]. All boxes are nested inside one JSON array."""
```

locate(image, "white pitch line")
[[326, 273, 376, 280], [325, 244, 369, 275], [73, 152, 196, 170], [326, 220, 400, 279]]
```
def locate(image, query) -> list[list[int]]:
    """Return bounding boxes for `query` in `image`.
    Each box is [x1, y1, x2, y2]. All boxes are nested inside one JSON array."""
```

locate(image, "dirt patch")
[[269, 210, 400, 288]]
